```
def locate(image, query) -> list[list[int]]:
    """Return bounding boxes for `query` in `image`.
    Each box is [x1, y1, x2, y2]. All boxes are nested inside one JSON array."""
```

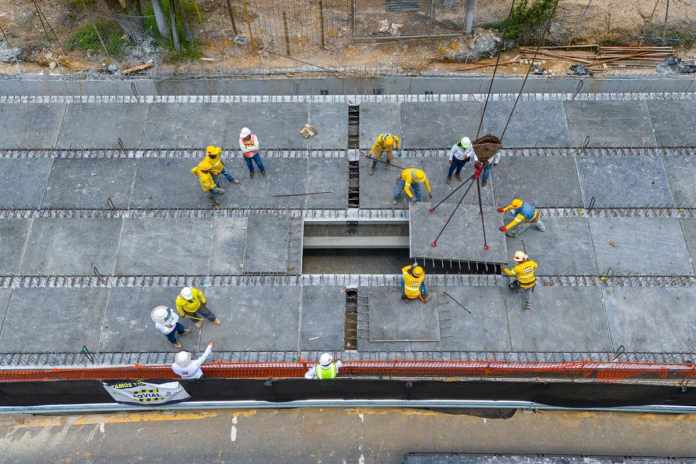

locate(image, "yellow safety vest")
[[503, 260, 538, 289], [175, 288, 207, 316], [316, 363, 338, 380], [402, 266, 425, 299]]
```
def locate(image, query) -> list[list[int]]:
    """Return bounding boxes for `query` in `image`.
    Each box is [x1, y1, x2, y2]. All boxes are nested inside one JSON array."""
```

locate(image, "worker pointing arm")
[[496, 198, 545, 237]]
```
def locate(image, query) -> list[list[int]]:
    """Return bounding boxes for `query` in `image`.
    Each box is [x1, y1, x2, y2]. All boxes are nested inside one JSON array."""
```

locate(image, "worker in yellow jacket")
[[368, 133, 401, 175], [401, 264, 429, 303], [393, 168, 432, 205], [191, 146, 239, 201], [175, 287, 221, 328], [502, 251, 538, 311], [496, 197, 546, 237]]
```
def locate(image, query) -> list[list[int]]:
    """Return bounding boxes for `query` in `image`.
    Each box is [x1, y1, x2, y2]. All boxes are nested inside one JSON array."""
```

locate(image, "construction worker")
[[175, 287, 221, 328], [151, 305, 189, 349], [304, 352, 343, 380], [447, 136, 474, 183], [393, 167, 432, 205], [368, 132, 401, 175], [239, 127, 266, 178], [172, 342, 214, 380], [401, 263, 429, 302], [191, 162, 225, 201], [497, 197, 546, 237], [502, 251, 538, 311], [197, 145, 240, 188]]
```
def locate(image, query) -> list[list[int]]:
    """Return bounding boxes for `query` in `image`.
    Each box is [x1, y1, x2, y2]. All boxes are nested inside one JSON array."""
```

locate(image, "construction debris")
[[0, 46, 22, 63], [299, 124, 317, 139], [519, 45, 675, 71], [656, 56, 696, 74], [121, 62, 154, 75], [568, 63, 592, 76]]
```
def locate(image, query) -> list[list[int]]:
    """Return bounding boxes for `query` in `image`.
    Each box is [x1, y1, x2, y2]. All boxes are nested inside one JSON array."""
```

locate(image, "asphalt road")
[[1, 408, 695, 463]]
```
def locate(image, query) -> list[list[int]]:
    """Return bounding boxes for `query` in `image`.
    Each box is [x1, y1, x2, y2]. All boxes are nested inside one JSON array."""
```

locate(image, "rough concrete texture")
[[409, 203, 507, 263], [564, 101, 657, 147], [300, 286, 346, 351], [367, 287, 441, 342]]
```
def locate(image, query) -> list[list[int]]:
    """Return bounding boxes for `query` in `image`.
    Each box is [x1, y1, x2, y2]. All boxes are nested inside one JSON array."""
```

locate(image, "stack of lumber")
[[518, 45, 673, 70]]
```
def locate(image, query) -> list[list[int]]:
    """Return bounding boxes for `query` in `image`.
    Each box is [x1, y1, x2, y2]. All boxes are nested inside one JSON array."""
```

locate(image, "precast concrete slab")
[[367, 288, 440, 342], [664, 153, 696, 208], [409, 203, 507, 263], [359, 157, 495, 209], [564, 101, 657, 147], [0, 219, 31, 275], [98, 287, 190, 352], [359, 104, 402, 149], [0, 287, 109, 352], [196, 286, 301, 351], [43, 159, 137, 209], [300, 286, 345, 351], [436, 287, 511, 351], [493, 154, 583, 207], [401, 102, 483, 148], [605, 287, 696, 352], [56, 104, 149, 148], [481, 101, 570, 147], [129, 159, 214, 209], [647, 100, 696, 146], [0, 290, 13, 339], [20, 218, 122, 275], [576, 154, 673, 208], [303, 159, 348, 209], [0, 158, 53, 208], [116, 218, 214, 275], [244, 215, 290, 274], [0, 104, 65, 148], [589, 217, 692, 276], [507, 286, 612, 352], [209, 217, 247, 275], [678, 219, 696, 275], [505, 217, 597, 275], [143, 103, 230, 148]]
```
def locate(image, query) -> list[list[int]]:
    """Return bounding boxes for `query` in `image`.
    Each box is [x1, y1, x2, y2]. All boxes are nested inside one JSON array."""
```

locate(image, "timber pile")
[[519, 45, 674, 70]]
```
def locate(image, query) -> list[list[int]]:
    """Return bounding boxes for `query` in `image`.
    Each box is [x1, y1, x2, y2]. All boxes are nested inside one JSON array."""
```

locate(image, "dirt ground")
[[0, 0, 695, 77]]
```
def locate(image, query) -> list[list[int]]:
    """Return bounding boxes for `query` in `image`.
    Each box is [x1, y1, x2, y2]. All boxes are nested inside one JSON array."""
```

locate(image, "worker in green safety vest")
[[305, 353, 343, 380]]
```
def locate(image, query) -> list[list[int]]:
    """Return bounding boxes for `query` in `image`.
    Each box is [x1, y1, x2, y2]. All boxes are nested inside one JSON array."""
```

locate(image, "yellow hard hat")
[[206, 145, 222, 156], [412, 266, 424, 277], [414, 170, 426, 182], [384, 134, 395, 148], [513, 250, 528, 262], [510, 198, 523, 208]]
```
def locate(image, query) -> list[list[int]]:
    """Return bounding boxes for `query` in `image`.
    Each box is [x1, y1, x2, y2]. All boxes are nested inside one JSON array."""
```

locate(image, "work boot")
[[195, 320, 203, 329], [446, 176, 452, 185], [230, 179, 240, 185], [250, 171, 255, 178], [369, 161, 376, 176], [174, 342, 183, 349], [213, 318, 221, 325], [455, 173, 462, 182], [260, 170, 266, 177]]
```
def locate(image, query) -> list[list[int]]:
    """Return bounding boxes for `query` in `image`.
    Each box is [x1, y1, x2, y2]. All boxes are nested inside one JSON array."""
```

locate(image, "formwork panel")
[[409, 203, 507, 263], [664, 153, 696, 208], [0, 219, 31, 275], [20, 218, 122, 275], [647, 100, 696, 146]]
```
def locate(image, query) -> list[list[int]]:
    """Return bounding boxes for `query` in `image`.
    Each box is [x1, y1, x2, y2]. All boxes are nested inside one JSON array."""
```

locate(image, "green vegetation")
[[640, 24, 696, 48], [65, 20, 127, 57], [143, 0, 202, 61], [490, 0, 558, 44]]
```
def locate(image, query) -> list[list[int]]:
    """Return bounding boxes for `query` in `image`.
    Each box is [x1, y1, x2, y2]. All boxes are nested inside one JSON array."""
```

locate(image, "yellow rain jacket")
[[502, 259, 538, 289], [369, 133, 401, 159], [195, 154, 226, 176], [402, 265, 425, 299], [191, 166, 216, 192], [175, 287, 207, 316], [401, 168, 432, 199]]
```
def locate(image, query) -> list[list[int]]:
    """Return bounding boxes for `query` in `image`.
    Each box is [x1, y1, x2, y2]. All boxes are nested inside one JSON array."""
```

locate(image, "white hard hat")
[[180, 287, 193, 300], [240, 127, 251, 138], [150, 305, 169, 324], [513, 250, 528, 262], [175, 351, 192, 367], [459, 137, 471, 148], [319, 353, 333, 367]]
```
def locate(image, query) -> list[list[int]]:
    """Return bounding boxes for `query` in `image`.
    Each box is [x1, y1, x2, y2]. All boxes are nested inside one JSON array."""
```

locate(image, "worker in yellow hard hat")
[[393, 167, 432, 205], [401, 264, 428, 303], [502, 251, 538, 311], [191, 146, 239, 202], [497, 197, 546, 237], [368, 132, 401, 175]]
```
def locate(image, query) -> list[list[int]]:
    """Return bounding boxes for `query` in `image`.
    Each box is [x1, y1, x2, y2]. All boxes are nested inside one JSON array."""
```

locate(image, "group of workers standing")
[[367, 132, 542, 312]]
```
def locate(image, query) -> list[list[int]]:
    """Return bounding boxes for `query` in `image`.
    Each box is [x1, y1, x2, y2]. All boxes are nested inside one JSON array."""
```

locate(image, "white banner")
[[102, 381, 190, 405]]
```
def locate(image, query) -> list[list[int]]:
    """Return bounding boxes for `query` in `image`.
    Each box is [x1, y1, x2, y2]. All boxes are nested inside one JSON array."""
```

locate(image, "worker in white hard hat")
[[239, 127, 266, 178], [447, 136, 475, 183], [401, 263, 429, 303], [368, 132, 401, 175], [393, 167, 432, 205], [304, 352, 343, 380], [175, 287, 221, 328], [502, 250, 538, 311], [497, 197, 546, 237], [171, 342, 214, 380], [151, 305, 189, 348]]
